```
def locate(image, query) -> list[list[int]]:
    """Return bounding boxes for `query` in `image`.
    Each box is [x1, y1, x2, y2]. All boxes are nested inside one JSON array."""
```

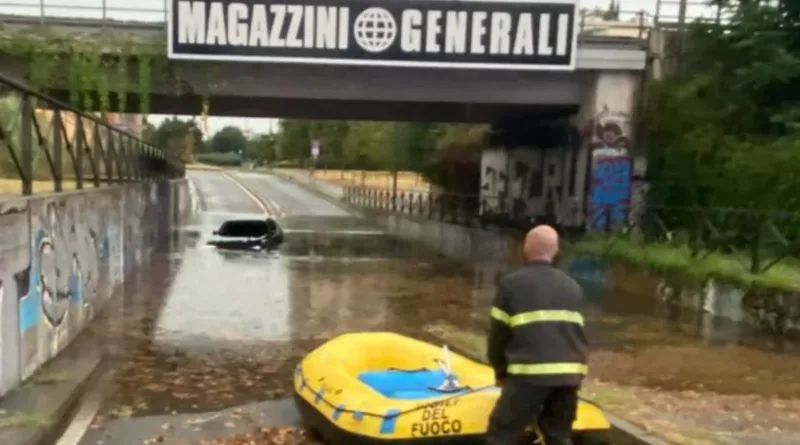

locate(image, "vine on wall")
[[0, 32, 206, 119], [137, 54, 152, 117]]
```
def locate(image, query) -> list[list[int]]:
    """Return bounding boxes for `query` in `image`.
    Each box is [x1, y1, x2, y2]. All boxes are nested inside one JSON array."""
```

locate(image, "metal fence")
[[0, 72, 183, 195], [344, 186, 800, 275], [0, 1, 658, 42]]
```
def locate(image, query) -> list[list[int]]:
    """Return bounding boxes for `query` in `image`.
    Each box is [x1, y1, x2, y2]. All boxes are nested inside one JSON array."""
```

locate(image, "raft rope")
[[296, 365, 498, 419]]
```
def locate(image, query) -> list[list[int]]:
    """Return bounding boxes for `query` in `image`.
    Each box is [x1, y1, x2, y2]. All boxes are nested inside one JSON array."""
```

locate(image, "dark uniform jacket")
[[487, 260, 589, 386]]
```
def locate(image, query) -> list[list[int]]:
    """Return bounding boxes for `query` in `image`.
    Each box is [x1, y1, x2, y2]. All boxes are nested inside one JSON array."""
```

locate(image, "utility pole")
[[308, 122, 314, 179], [677, 0, 688, 71], [391, 142, 398, 212]]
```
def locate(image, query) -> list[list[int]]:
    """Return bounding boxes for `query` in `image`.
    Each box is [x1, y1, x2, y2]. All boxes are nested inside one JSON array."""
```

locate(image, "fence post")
[[20, 96, 33, 196], [750, 215, 763, 273], [51, 113, 64, 192]]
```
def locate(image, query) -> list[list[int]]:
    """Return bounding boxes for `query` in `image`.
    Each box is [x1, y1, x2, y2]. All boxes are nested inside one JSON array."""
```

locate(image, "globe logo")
[[353, 7, 397, 53]]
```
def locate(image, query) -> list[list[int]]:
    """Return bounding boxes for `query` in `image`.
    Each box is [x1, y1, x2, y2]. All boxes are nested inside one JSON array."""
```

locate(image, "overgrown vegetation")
[[623, 0, 800, 284], [569, 236, 800, 291], [642, 1, 800, 212], [0, 31, 205, 182], [0, 31, 166, 115]]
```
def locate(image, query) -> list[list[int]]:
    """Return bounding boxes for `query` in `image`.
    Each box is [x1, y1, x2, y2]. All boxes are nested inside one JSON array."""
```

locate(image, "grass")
[[570, 236, 800, 292], [0, 412, 50, 428], [29, 370, 70, 385]]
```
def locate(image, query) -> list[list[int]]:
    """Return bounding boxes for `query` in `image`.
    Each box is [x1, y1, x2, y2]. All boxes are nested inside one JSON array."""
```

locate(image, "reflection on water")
[[154, 245, 293, 349], [103, 211, 480, 416], [567, 255, 800, 354]]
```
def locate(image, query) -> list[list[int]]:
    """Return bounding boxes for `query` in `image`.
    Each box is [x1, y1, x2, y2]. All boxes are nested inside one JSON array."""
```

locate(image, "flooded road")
[[74, 170, 800, 445], [76, 170, 477, 445]]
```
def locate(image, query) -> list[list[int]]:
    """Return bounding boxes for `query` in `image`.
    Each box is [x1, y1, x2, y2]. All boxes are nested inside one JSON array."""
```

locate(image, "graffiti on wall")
[[589, 149, 632, 230], [584, 105, 634, 230], [480, 150, 509, 213], [0, 203, 30, 395], [481, 166, 508, 196], [17, 194, 117, 380], [481, 145, 583, 225], [1, 181, 186, 393], [585, 105, 632, 152]]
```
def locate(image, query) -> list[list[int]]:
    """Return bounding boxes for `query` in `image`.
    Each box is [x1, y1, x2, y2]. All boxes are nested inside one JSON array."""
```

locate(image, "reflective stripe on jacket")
[[487, 261, 589, 386]]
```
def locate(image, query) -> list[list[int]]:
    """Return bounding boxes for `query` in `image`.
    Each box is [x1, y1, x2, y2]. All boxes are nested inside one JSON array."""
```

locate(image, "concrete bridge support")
[[479, 69, 642, 230]]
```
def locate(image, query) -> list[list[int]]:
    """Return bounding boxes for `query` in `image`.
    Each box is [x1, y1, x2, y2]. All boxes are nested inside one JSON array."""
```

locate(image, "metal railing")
[[0, 1, 168, 24], [0, 1, 657, 42], [343, 186, 800, 275], [0, 72, 183, 195]]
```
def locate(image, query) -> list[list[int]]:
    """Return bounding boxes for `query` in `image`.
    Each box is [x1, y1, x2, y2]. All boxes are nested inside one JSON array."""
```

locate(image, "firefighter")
[[486, 224, 589, 445]]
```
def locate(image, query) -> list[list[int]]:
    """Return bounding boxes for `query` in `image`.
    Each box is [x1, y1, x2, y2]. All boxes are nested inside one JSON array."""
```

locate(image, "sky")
[[8, 0, 719, 135]]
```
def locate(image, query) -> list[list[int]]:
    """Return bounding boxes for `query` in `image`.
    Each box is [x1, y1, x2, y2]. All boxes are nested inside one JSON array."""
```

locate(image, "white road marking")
[[222, 172, 270, 216], [54, 369, 115, 445], [226, 172, 287, 218]]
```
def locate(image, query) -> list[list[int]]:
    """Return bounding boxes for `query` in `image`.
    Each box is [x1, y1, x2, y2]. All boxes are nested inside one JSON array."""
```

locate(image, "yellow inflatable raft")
[[293, 332, 611, 445]]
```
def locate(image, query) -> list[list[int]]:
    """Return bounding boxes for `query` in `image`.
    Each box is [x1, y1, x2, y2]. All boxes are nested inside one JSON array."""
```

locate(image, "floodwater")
[[75, 170, 800, 445]]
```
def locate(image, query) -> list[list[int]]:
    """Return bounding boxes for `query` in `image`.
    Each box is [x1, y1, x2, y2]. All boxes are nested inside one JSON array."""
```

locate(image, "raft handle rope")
[[297, 344, 497, 419], [298, 370, 496, 419]]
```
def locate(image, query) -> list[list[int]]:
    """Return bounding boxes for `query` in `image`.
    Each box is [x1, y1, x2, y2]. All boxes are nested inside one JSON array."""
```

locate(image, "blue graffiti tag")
[[18, 228, 110, 332], [589, 156, 632, 231], [19, 230, 47, 332]]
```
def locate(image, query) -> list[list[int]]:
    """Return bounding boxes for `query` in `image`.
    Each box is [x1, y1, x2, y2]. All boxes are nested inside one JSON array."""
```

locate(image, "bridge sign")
[[168, 0, 578, 70]]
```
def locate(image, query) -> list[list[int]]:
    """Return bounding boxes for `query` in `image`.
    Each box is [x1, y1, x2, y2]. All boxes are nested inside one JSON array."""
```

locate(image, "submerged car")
[[207, 218, 284, 250]]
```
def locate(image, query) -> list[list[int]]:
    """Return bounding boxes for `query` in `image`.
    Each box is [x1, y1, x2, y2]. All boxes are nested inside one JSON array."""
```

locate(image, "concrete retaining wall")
[[0, 180, 190, 397]]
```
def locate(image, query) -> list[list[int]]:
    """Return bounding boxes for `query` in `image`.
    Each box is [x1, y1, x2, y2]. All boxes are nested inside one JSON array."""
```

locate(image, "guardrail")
[[343, 186, 800, 275], [0, 1, 663, 42], [0, 72, 183, 195]]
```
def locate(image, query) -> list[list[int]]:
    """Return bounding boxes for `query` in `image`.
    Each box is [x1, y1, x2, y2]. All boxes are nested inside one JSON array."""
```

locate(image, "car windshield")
[[217, 220, 270, 238]]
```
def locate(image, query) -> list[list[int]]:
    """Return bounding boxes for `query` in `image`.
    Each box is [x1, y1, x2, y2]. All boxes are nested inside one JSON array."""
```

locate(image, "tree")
[[601, 0, 620, 21], [208, 126, 248, 155], [145, 117, 203, 164], [311, 121, 350, 162], [342, 122, 392, 170], [269, 118, 489, 191], [641, 0, 800, 212], [389, 122, 440, 170], [141, 118, 156, 141], [245, 133, 278, 165], [276, 119, 312, 162]]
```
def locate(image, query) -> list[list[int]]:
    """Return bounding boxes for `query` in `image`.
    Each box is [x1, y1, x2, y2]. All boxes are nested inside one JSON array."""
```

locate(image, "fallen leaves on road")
[[180, 427, 320, 445], [88, 260, 481, 419]]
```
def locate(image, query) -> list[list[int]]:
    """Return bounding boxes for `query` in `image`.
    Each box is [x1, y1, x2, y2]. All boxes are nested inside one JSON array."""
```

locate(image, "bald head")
[[523, 225, 560, 263]]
